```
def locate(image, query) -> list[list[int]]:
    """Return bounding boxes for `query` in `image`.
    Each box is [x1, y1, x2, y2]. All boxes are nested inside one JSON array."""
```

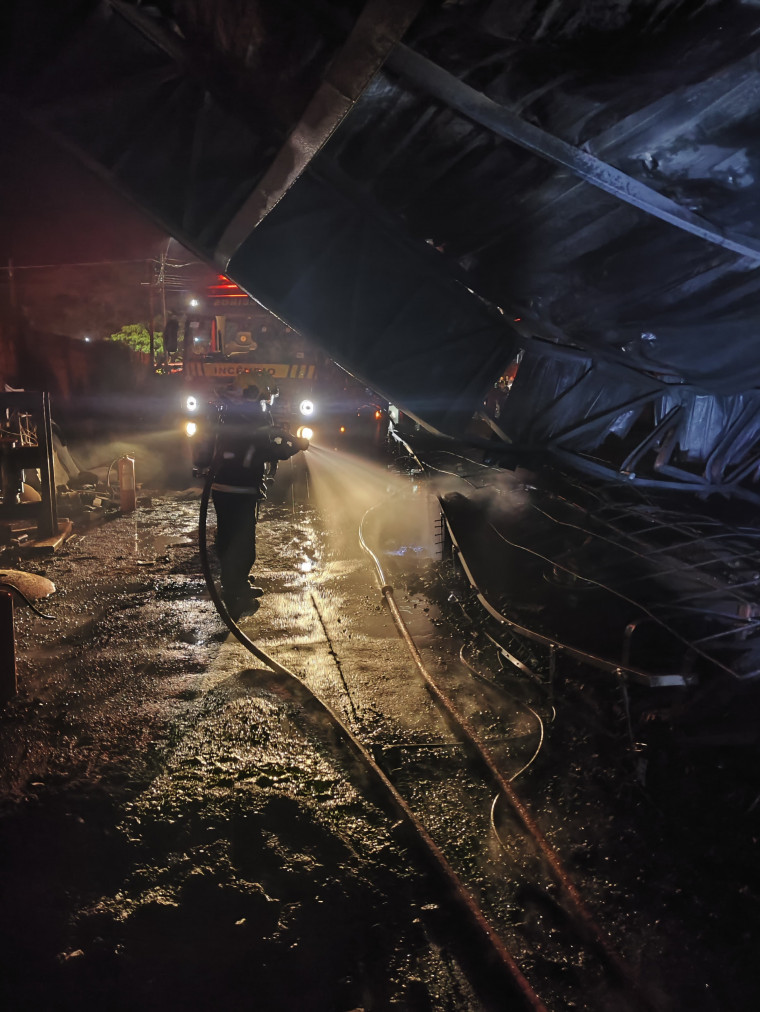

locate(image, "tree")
[[108, 323, 163, 355]]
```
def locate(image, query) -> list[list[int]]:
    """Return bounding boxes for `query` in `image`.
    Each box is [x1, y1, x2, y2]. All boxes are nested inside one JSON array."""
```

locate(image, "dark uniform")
[[208, 386, 306, 614]]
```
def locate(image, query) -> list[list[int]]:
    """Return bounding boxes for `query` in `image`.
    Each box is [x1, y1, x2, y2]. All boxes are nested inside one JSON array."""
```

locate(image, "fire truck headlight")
[[186, 395, 198, 412], [185, 421, 198, 437], [297, 426, 314, 441], [299, 399, 314, 417]]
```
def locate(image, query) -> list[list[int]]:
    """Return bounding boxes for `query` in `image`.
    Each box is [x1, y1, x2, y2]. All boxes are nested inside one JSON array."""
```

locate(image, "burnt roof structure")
[[5, 0, 760, 495]]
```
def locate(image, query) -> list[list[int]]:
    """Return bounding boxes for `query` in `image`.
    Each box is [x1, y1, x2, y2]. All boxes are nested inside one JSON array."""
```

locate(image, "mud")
[[1, 443, 759, 1011], [0, 480, 485, 1011]]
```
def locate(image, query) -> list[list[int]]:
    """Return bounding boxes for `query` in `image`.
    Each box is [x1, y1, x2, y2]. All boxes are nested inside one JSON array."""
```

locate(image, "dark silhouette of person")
[[205, 378, 307, 617], [164, 315, 179, 359]]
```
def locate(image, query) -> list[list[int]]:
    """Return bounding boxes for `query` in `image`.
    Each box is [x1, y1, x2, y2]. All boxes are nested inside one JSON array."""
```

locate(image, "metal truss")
[[529, 481, 760, 682], [497, 336, 760, 500], [436, 465, 760, 686]]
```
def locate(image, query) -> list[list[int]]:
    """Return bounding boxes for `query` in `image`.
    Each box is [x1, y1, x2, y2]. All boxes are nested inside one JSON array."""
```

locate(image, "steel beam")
[[387, 45, 760, 264], [215, 0, 425, 268]]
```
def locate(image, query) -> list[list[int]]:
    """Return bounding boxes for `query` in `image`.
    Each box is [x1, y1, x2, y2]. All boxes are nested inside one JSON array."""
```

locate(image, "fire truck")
[[180, 277, 321, 443], [179, 276, 387, 449]]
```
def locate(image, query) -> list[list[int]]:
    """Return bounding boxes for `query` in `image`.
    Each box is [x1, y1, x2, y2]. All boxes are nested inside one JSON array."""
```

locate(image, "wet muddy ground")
[[1, 442, 759, 1011]]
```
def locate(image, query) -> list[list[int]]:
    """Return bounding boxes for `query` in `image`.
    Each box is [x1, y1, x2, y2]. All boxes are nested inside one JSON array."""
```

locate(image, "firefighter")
[[209, 374, 307, 617]]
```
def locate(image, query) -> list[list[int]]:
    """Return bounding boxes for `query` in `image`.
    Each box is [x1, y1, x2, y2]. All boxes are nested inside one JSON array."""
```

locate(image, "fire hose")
[[196, 462, 548, 1012]]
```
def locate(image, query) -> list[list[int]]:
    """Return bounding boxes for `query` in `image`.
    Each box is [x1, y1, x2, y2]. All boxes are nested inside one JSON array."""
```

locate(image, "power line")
[[0, 258, 150, 271]]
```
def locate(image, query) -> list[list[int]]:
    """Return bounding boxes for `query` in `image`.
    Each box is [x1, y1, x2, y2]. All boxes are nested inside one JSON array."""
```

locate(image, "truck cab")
[[181, 284, 320, 440]]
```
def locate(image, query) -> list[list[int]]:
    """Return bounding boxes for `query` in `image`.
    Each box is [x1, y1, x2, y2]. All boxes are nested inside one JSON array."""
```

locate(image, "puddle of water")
[[153, 535, 194, 553]]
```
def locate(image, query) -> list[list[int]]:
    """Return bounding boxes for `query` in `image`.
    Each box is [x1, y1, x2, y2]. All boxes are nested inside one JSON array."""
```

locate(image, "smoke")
[[303, 443, 440, 567], [69, 428, 194, 490]]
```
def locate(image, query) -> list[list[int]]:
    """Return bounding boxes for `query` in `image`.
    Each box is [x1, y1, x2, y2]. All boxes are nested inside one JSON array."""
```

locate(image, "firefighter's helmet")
[[234, 369, 274, 400]]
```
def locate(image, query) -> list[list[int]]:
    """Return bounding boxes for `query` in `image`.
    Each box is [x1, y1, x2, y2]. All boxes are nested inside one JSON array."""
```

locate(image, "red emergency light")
[[207, 274, 249, 298]]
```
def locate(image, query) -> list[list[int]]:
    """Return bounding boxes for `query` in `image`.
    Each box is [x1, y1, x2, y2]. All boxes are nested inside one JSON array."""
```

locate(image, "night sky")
[[0, 108, 166, 267]]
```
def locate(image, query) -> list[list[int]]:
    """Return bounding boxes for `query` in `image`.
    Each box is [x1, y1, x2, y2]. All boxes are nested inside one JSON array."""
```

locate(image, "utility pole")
[[159, 249, 167, 328], [146, 258, 155, 369]]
